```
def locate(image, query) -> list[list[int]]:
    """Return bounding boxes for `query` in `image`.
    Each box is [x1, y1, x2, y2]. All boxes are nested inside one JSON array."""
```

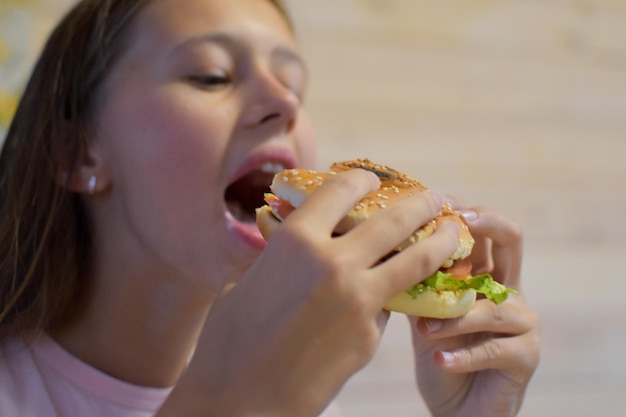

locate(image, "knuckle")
[[384, 206, 414, 233], [481, 339, 503, 363], [487, 299, 505, 326], [499, 213, 524, 244], [523, 326, 542, 370], [271, 220, 310, 247]]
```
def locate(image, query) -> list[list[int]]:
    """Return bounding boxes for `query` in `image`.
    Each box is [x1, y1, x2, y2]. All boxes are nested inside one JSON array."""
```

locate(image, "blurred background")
[[2, 0, 626, 416]]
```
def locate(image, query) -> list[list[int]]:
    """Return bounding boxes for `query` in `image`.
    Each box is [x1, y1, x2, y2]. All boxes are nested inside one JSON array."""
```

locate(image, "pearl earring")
[[88, 175, 97, 195]]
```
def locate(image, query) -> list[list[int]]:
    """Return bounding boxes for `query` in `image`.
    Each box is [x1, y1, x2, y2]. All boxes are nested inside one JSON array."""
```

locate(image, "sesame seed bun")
[[255, 159, 477, 318]]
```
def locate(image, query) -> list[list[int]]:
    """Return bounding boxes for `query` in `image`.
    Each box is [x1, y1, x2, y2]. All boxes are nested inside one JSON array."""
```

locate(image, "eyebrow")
[[169, 32, 236, 57], [169, 32, 307, 74]]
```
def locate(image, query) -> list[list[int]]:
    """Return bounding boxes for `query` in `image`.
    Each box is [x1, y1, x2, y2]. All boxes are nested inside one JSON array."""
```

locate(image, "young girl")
[[0, 0, 540, 416]]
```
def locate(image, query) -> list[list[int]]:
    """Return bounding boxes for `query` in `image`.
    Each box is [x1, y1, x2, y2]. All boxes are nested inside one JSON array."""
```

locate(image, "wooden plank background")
[[284, 0, 626, 416], [3, 0, 626, 416]]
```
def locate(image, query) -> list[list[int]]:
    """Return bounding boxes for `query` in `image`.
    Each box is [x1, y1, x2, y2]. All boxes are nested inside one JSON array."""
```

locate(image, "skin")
[[58, 0, 317, 387], [412, 204, 540, 417], [54, 0, 540, 416]]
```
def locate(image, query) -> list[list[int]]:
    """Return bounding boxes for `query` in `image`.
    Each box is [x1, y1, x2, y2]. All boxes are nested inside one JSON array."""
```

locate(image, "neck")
[[52, 267, 215, 388]]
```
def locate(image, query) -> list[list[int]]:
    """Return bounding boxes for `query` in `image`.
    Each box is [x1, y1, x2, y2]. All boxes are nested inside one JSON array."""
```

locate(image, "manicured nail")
[[425, 318, 443, 333], [440, 351, 455, 365], [429, 191, 444, 209], [458, 209, 478, 222], [364, 170, 381, 185]]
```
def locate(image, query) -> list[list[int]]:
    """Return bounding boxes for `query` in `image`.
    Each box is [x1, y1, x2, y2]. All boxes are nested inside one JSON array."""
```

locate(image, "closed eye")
[[189, 74, 231, 89]]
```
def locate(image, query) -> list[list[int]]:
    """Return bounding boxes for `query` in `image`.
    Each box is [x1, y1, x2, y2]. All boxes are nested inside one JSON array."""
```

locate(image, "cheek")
[[104, 90, 229, 193], [98, 90, 232, 246]]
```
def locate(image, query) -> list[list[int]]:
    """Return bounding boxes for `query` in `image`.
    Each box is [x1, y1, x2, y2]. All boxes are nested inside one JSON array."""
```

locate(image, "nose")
[[241, 70, 300, 132]]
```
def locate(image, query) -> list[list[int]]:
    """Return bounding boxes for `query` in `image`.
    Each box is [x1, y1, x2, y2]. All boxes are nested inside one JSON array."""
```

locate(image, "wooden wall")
[[285, 1, 626, 416]]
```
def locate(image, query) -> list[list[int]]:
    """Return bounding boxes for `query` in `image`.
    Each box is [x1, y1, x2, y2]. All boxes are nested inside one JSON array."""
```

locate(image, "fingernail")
[[364, 170, 381, 185], [441, 219, 460, 235], [440, 351, 455, 365], [458, 209, 478, 222], [425, 318, 443, 333], [429, 191, 444, 209]]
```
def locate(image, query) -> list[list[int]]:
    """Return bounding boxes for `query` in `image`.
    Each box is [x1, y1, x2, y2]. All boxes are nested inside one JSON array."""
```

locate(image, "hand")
[[158, 169, 462, 417], [409, 203, 540, 417]]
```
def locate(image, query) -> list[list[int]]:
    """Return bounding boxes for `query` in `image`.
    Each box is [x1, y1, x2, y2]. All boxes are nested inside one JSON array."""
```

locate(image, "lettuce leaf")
[[404, 271, 518, 304]]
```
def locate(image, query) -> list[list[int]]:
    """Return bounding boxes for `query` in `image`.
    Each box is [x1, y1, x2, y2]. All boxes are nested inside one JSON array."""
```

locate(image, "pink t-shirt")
[[0, 334, 342, 417]]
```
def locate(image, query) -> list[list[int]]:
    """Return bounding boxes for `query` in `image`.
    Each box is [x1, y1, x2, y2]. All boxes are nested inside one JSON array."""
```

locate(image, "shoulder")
[[0, 333, 55, 415], [1, 332, 171, 415]]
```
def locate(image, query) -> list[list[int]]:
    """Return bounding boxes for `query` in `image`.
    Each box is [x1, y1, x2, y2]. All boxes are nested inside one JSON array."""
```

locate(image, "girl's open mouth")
[[224, 162, 287, 225]]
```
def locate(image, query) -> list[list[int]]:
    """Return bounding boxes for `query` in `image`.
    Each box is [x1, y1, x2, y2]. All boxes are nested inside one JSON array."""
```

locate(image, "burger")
[[255, 158, 516, 319]]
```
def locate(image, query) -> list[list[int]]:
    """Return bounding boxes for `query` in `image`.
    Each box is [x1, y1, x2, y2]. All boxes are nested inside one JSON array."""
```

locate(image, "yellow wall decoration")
[[0, 0, 35, 139], [0, 0, 77, 142]]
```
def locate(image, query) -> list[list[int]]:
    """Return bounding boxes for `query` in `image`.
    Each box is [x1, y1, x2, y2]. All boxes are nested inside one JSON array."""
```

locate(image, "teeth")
[[260, 162, 285, 174]]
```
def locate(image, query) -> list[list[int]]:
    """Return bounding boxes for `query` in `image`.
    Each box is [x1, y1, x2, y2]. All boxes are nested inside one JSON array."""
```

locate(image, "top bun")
[[267, 159, 474, 263]]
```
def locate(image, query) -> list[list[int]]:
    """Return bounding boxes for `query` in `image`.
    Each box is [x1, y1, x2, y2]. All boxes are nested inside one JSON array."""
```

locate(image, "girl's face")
[[91, 0, 315, 291]]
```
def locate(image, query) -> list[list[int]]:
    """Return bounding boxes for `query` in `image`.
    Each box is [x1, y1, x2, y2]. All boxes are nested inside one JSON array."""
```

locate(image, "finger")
[[440, 197, 496, 275], [418, 296, 538, 340], [371, 221, 460, 300], [286, 169, 380, 234], [459, 207, 523, 290], [341, 190, 443, 263], [467, 235, 494, 275], [433, 331, 540, 374], [459, 208, 522, 246], [442, 194, 469, 210]]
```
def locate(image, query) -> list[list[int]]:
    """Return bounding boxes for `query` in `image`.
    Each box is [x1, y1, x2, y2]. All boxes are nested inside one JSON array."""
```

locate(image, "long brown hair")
[[0, 0, 293, 337], [0, 0, 154, 336]]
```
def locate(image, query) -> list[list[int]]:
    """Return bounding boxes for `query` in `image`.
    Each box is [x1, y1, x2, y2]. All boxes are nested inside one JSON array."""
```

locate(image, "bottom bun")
[[384, 289, 477, 319]]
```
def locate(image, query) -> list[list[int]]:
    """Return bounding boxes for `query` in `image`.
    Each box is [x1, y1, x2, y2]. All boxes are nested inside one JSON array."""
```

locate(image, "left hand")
[[409, 203, 541, 417]]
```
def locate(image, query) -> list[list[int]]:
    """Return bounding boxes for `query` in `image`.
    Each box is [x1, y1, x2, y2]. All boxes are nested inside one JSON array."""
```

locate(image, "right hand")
[[158, 169, 461, 417]]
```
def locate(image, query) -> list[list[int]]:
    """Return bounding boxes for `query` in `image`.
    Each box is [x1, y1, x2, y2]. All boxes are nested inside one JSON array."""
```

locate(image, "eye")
[[189, 73, 232, 89], [285, 82, 306, 103]]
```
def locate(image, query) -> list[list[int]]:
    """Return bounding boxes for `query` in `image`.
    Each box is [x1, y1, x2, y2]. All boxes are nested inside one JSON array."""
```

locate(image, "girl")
[[0, 0, 540, 416]]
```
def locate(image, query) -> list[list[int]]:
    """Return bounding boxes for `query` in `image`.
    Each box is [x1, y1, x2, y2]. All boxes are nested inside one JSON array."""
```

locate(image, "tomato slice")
[[264, 194, 295, 220], [440, 258, 473, 280]]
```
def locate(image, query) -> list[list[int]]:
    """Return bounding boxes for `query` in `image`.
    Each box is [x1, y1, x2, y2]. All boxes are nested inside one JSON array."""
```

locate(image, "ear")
[[63, 144, 111, 195]]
